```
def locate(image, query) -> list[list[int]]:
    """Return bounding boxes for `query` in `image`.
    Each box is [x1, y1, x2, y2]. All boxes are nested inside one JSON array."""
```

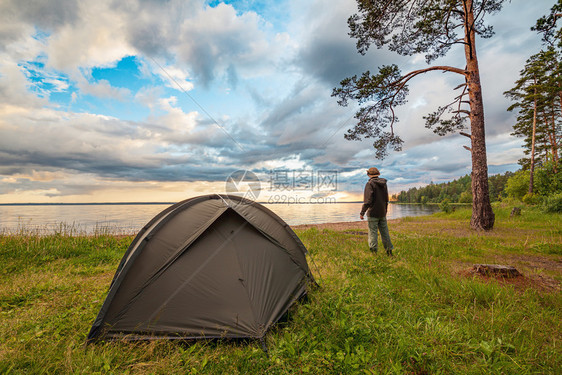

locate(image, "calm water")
[[0, 202, 440, 234]]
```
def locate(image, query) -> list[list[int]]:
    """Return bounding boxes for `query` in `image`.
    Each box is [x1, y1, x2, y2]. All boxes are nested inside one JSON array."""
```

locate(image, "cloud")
[[175, 4, 264, 85], [45, 3, 133, 72], [0, 0, 549, 203], [2, 0, 280, 87], [76, 76, 131, 101], [0, 0, 80, 49], [291, 0, 411, 86], [114, 0, 283, 87], [0, 95, 260, 184], [0, 60, 48, 108], [110, 0, 200, 57], [152, 64, 195, 92]]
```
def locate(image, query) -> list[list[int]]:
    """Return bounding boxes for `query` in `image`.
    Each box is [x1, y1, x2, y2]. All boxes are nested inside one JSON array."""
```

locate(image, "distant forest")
[[392, 172, 513, 204]]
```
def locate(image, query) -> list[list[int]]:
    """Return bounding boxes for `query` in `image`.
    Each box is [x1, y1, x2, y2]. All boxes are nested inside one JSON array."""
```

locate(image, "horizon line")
[[0, 201, 366, 206]]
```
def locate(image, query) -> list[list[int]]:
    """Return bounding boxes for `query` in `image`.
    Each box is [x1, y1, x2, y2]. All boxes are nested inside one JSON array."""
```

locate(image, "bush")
[[505, 170, 530, 200], [498, 196, 522, 207], [543, 192, 562, 213], [439, 198, 453, 213], [458, 191, 472, 204], [535, 161, 562, 196], [522, 192, 541, 205]]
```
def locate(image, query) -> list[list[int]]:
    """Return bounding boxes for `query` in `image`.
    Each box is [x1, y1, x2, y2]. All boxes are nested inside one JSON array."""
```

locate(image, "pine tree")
[[504, 49, 559, 193], [534, 1, 562, 172], [506, 1, 562, 193], [532, 0, 562, 47], [333, 0, 501, 230]]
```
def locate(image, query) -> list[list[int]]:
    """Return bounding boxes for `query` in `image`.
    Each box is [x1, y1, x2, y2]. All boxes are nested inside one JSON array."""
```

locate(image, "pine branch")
[[391, 65, 468, 88]]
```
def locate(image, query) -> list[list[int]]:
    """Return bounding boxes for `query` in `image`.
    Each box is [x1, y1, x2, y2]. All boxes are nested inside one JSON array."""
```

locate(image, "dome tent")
[[88, 194, 315, 342]]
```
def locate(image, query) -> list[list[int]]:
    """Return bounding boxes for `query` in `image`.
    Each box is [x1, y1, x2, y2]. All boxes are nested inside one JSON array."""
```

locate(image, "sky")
[[0, 0, 549, 203]]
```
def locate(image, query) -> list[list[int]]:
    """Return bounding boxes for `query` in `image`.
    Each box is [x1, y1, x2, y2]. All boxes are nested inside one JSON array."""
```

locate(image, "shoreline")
[[291, 218, 403, 231], [291, 220, 367, 231], [0, 218, 407, 236]]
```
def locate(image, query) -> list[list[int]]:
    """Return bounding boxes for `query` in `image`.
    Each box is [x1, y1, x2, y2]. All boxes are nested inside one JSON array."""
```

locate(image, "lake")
[[0, 202, 440, 234]]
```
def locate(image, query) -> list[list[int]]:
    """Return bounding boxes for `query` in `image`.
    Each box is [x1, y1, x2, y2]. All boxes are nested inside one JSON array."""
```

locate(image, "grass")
[[0, 205, 560, 374]]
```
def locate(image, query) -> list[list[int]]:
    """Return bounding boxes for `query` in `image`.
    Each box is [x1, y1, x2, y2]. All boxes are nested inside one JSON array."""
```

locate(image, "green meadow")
[[0, 205, 560, 374]]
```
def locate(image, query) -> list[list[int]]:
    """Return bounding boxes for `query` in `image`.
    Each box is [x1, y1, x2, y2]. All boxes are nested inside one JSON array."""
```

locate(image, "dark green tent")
[[88, 194, 314, 342]]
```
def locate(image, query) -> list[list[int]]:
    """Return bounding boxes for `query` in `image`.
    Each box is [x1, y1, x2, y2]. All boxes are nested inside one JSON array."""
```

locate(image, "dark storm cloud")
[[296, 33, 409, 89], [0, 149, 146, 178], [109, 0, 192, 56], [298, 37, 367, 85], [292, 0, 409, 87], [0, 147, 242, 183], [0, 0, 80, 41], [0, 176, 102, 197]]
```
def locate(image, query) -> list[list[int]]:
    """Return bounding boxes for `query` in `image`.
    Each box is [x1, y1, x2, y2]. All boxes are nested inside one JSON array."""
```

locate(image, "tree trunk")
[[543, 113, 552, 163], [529, 78, 537, 194], [464, 0, 494, 230], [553, 79, 562, 173], [550, 109, 559, 172]]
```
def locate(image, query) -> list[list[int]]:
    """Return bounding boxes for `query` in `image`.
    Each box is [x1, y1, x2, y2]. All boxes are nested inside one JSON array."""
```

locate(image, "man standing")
[[360, 167, 394, 255]]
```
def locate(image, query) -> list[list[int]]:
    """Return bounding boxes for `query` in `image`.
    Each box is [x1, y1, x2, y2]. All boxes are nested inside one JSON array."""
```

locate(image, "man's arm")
[[384, 183, 389, 203], [360, 181, 373, 218], [384, 183, 389, 211]]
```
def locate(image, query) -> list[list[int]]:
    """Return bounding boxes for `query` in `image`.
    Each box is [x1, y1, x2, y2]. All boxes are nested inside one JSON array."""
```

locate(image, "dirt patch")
[[453, 253, 562, 293], [494, 253, 562, 273], [460, 268, 560, 293], [466, 263, 560, 292], [472, 264, 522, 278]]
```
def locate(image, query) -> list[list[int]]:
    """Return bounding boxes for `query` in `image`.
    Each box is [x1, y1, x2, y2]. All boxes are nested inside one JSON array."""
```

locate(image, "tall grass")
[[0, 206, 560, 374]]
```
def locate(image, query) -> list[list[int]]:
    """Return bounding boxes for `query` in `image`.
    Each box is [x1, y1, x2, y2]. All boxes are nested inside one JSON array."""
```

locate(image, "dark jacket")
[[360, 177, 389, 218]]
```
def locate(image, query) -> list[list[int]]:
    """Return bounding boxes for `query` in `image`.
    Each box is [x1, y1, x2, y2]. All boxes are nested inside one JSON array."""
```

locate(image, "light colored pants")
[[367, 217, 393, 254]]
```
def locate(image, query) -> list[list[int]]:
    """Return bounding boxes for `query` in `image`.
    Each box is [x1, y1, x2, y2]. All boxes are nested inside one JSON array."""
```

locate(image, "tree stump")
[[473, 264, 522, 278], [510, 207, 521, 217]]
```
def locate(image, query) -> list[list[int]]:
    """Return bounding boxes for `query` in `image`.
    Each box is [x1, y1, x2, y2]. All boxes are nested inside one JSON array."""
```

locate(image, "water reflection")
[[0, 203, 440, 234], [266, 202, 440, 225]]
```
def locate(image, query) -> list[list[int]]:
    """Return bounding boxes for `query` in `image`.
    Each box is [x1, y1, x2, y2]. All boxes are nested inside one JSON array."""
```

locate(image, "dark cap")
[[366, 167, 380, 176]]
